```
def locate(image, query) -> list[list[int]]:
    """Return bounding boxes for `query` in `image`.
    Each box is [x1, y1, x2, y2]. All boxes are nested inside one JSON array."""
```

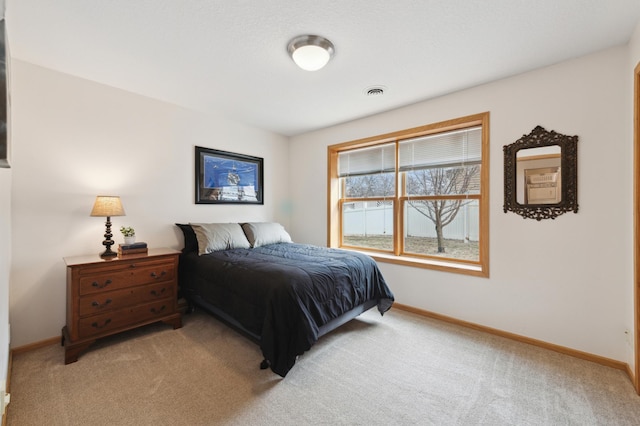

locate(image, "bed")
[[176, 222, 394, 377]]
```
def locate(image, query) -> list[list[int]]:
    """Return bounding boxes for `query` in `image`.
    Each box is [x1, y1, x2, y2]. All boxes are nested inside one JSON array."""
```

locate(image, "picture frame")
[[195, 146, 264, 204]]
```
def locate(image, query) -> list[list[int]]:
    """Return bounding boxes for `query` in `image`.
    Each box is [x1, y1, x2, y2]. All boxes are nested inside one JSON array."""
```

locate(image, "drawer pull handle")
[[91, 279, 112, 289], [150, 288, 166, 297], [129, 264, 136, 268], [91, 299, 112, 308], [150, 271, 167, 279], [150, 305, 166, 314], [91, 319, 112, 329]]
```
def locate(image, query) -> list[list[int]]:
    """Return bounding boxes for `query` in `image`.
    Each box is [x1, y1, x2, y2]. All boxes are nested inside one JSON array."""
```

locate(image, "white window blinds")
[[398, 127, 481, 171], [338, 143, 396, 177]]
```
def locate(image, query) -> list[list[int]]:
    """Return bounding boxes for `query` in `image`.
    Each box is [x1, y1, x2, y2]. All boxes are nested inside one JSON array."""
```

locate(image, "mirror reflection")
[[516, 146, 561, 205]]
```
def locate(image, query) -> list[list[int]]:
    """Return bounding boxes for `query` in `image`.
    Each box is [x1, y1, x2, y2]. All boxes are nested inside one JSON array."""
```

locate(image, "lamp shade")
[[90, 196, 125, 217], [287, 35, 334, 71]]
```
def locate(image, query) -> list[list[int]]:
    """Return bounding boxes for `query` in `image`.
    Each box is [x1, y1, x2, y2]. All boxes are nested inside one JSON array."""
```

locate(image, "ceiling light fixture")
[[287, 35, 335, 71]]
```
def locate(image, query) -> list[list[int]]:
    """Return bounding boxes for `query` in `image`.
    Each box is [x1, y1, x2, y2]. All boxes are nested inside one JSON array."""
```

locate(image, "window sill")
[[346, 248, 488, 278]]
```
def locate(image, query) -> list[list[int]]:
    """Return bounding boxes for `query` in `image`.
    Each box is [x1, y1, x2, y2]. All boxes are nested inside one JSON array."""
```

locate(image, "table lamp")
[[90, 195, 125, 258]]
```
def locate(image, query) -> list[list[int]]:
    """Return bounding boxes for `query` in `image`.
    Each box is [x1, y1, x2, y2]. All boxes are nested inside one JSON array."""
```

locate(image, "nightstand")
[[61, 247, 182, 364]]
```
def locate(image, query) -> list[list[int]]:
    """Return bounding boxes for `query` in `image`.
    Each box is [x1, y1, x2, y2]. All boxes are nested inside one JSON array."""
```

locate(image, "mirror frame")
[[504, 125, 578, 220]]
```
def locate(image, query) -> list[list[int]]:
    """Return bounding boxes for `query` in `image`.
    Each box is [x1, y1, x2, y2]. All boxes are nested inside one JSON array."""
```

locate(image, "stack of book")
[[118, 242, 148, 256]]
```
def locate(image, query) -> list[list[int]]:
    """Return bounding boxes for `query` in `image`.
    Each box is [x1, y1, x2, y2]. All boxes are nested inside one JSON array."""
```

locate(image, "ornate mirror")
[[504, 126, 578, 220]]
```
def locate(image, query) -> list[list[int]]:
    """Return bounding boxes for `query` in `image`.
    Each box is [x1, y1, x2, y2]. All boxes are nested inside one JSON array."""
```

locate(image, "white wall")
[[0, 168, 10, 409], [290, 45, 635, 368], [8, 60, 290, 347], [632, 16, 640, 62]]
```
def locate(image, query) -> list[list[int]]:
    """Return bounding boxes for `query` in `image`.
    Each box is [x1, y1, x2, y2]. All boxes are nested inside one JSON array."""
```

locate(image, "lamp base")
[[100, 248, 118, 259], [99, 216, 117, 259]]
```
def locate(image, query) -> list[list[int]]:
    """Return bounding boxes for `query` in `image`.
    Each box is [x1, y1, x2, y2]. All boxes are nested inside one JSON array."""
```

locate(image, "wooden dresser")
[[62, 247, 182, 364]]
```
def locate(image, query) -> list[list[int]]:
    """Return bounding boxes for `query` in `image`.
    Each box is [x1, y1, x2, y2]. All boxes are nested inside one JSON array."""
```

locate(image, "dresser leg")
[[162, 314, 182, 330], [62, 326, 96, 364], [64, 340, 96, 364]]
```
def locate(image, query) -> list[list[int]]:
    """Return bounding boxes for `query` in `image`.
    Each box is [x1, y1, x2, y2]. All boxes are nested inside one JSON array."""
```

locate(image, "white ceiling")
[[7, 0, 640, 136]]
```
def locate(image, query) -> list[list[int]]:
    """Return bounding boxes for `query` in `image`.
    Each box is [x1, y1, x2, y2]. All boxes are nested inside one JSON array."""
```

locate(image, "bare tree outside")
[[405, 165, 480, 253], [344, 173, 395, 198]]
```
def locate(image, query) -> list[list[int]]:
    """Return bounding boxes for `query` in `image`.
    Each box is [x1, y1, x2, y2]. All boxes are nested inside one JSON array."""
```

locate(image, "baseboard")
[[1, 350, 11, 426], [10, 336, 59, 356], [393, 303, 631, 379], [625, 363, 636, 391]]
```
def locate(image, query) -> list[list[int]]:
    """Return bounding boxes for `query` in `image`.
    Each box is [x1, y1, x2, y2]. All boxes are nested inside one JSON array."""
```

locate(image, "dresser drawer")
[[78, 270, 132, 295], [78, 298, 173, 339], [78, 259, 176, 295], [129, 263, 175, 287], [78, 282, 175, 317]]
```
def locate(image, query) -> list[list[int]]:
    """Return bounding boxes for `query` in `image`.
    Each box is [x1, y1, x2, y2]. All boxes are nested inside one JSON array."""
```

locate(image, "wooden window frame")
[[327, 112, 490, 277]]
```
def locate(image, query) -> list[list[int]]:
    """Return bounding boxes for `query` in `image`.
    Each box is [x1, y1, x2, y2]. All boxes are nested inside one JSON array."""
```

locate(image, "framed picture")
[[0, 19, 8, 169], [195, 146, 264, 204]]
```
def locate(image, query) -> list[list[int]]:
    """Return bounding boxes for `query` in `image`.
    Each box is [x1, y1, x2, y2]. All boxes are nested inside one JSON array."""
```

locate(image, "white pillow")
[[241, 222, 292, 247], [190, 223, 251, 255]]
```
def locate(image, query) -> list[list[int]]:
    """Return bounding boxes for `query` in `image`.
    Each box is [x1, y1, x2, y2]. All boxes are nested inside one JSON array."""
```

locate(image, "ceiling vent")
[[364, 86, 386, 97]]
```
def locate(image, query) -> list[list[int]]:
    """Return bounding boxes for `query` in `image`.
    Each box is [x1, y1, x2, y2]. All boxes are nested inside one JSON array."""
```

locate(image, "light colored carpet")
[[7, 308, 640, 425]]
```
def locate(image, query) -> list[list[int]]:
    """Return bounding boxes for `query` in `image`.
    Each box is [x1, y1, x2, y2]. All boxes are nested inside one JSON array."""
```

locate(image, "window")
[[328, 112, 489, 277]]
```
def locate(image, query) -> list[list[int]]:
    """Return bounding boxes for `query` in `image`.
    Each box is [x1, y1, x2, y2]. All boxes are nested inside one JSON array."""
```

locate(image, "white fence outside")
[[343, 202, 479, 242]]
